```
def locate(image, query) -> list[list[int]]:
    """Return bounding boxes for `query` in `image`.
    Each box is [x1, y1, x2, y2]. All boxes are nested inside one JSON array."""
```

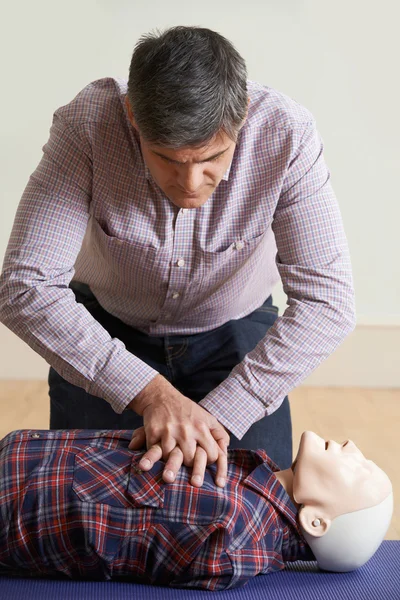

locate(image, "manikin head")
[[289, 431, 393, 571]]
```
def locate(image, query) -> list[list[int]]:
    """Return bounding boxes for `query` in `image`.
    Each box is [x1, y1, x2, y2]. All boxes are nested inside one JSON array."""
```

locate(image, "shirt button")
[[181, 208, 188, 214], [235, 241, 244, 250], [172, 292, 180, 299], [31, 433, 41, 439], [177, 258, 185, 267]]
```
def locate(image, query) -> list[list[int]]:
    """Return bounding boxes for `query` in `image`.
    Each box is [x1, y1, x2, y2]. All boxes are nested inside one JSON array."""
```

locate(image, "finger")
[[138, 442, 163, 470], [217, 436, 229, 455], [197, 433, 220, 465], [178, 437, 198, 467], [191, 421, 223, 464], [190, 446, 208, 488], [159, 434, 179, 462], [214, 448, 228, 488], [162, 446, 184, 483], [210, 425, 230, 453], [212, 439, 228, 460], [128, 427, 146, 450], [213, 437, 229, 457]]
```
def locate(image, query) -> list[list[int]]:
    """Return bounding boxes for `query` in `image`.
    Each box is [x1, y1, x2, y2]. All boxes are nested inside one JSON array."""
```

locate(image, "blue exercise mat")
[[0, 541, 398, 599]]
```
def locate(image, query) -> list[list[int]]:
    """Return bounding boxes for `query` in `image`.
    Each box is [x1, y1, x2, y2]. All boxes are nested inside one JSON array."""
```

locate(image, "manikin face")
[[292, 431, 391, 535], [125, 95, 246, 209]]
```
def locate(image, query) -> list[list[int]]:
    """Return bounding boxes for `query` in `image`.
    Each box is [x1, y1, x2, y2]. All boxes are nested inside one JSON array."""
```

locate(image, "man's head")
[[291, 431, 393, 571], [125, 25, 249, 209]]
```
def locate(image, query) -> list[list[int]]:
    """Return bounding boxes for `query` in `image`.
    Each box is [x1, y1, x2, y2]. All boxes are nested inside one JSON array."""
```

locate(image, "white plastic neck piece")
[[301, 492, 393, 572]]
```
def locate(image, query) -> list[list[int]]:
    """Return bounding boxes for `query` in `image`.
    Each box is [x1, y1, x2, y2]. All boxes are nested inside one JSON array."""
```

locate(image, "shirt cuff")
[[87, 340, 159, 414], [199, 375, 266, 440]]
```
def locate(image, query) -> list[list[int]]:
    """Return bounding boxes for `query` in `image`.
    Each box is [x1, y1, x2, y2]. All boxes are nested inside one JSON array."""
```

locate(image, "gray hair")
[[127, 25, 248, 148]]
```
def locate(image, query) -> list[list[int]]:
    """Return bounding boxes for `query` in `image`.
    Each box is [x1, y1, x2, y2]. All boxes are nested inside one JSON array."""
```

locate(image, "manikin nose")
[[343, 439, 363, 454], [325, 439, 346, 450]]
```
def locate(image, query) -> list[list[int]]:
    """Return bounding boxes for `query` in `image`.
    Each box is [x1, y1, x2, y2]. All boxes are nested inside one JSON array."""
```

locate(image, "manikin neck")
[[274, 468, 301, 510]]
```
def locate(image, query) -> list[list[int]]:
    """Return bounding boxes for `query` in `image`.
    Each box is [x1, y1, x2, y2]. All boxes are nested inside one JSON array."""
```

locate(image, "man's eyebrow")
[[150, 146, 230, 164]]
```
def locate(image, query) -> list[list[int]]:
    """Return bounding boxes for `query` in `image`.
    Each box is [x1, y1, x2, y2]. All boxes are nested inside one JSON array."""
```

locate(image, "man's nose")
[[177, 165, 203, 193]]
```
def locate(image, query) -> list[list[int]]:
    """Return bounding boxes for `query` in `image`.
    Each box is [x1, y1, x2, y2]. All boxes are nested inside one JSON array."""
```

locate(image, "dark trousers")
[[49, 282, 293, 469]]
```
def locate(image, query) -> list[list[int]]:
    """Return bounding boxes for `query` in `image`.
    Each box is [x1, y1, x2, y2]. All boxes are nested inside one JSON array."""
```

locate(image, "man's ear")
[[298, 504, 332, 538], [125, 95, 138, 130]]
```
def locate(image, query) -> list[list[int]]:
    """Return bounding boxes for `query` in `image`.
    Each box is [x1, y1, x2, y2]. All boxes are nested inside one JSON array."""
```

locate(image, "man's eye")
[[163, 157, 219, 164]]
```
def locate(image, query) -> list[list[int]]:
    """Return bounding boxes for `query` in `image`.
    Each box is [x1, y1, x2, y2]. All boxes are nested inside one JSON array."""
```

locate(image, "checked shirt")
[[0, 429, 315, 590]]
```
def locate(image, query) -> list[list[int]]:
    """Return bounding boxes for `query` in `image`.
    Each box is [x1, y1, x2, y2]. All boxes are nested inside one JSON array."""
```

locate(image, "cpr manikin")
[[277, 430, 393, 572], [0, 428, 393, 587]]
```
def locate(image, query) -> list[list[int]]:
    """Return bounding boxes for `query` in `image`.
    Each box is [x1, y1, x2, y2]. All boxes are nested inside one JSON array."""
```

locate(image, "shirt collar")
[[222, 159, 233, 180], [242, 453, 299, 531], [243, 450, 315, 560], [144, 163, 151, 181]]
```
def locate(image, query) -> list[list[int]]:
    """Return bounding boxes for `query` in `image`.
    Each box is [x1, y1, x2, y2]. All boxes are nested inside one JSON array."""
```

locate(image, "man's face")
[[125, 95, 241, 209], [292, 431, 390, 518]]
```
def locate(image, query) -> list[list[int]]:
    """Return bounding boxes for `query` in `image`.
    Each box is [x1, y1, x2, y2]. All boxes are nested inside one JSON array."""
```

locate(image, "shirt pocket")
[[72, 447, 231, 529], [72, 446, 165, 510], [88, 216, 170, 295], [90, 216, 156, 270], [198, 230, 267, 290]]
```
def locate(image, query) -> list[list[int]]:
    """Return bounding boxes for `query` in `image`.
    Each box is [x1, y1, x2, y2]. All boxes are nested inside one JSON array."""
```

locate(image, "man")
[[0, 26, 356, 486], [0, 429, 392, 590]]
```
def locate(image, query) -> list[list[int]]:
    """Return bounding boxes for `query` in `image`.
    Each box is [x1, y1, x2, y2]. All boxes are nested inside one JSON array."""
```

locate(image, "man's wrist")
[[128, 374, 165, 415]]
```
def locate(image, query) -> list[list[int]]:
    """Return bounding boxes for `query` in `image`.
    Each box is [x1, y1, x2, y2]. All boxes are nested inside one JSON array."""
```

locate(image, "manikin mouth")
[[291, 438, 350, 474]]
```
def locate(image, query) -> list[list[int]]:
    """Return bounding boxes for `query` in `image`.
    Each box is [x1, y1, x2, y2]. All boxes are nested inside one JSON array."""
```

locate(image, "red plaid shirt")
[[0, 429, 315, 590]]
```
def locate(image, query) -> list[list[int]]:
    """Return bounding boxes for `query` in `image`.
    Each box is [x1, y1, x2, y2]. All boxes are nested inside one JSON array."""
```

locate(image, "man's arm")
[[199, 120, 356, 439], [0, 111, 229, 486], [0, 112, 158, 412]]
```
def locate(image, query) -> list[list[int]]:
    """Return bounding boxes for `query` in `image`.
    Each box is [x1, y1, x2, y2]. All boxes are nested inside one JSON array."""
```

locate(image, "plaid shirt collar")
[[243, 450, 299, 529], [244, 449, 313, 554]]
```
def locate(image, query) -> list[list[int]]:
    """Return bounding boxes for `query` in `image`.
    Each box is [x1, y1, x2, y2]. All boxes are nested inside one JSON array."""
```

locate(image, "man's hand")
[[127, 375, 230, 488]]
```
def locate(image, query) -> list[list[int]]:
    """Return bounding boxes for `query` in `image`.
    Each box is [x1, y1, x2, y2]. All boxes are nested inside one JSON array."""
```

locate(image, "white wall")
[[1, 1, 399, 383]]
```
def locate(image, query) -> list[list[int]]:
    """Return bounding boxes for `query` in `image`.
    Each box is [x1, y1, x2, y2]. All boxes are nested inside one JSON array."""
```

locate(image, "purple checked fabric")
[[0, 78, 355, 439]]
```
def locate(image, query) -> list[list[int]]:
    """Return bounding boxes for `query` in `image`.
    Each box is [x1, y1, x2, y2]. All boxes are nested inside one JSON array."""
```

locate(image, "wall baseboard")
[[0, 323, 399, 387]]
